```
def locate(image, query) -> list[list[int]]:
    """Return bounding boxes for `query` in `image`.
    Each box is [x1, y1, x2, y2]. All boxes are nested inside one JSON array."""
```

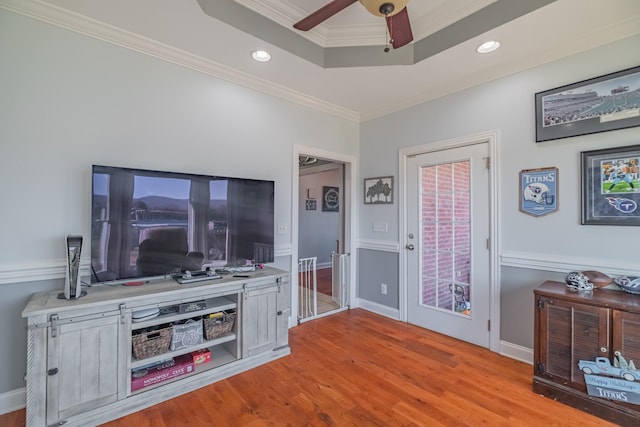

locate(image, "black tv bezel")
[[89, 164, 275, 285]]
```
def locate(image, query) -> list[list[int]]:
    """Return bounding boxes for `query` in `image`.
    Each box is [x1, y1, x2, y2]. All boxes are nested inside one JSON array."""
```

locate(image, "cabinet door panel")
[[48, 315, 120, 423], [243, 285, 278, 357], [276, 278, 290, 349], [613, 310, 640, 363], [539, 297, 609, 388]]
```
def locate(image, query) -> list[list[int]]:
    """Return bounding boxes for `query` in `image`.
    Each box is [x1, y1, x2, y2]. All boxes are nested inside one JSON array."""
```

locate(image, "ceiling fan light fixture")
[[476, 40, 500, 54], [251, 50, 271, 62], [359, 0, 408, 17]]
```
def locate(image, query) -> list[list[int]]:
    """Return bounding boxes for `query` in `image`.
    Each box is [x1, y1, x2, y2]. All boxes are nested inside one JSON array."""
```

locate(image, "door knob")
[[405, 244, 415, 251]]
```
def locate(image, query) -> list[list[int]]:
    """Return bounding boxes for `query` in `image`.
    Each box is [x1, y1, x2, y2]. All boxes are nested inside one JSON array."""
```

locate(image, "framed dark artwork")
[[581, 144, 640, 225], [305, 199, 316, 210], [364, 176, 393, 204], [322, 186, 339, 212], [519, 167, 558, 217], [535, 65, 640, 142]]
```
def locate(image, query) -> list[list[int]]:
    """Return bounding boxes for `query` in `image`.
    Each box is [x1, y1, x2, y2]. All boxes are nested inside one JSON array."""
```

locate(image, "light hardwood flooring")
[[0, 309, 615, 426]]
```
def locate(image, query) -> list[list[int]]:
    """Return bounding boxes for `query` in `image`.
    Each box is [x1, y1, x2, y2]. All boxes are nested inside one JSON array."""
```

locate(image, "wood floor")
[[316, 267, 332, 296], [1, 309, 614, 426]]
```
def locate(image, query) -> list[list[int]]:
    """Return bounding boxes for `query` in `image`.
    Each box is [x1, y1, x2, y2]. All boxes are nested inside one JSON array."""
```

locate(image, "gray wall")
[[358, 34, 640, 349], [0, 9, 358, 395], [358, 249, 399, 308]]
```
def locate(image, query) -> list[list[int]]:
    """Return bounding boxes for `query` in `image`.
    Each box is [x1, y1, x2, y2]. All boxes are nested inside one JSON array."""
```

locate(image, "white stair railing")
[[297, 257, 317, 320]]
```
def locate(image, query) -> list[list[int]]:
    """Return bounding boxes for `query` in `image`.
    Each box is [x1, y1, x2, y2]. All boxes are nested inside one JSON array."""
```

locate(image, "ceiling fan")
[[293, 0, 413, 50]]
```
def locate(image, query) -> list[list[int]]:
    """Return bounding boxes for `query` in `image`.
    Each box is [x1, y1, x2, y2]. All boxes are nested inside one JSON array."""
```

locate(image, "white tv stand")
[[22, 267, 290, 427]]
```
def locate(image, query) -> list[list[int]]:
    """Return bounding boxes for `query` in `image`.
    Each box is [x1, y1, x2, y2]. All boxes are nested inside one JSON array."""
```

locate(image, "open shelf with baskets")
[[129, 294, 240, 394]]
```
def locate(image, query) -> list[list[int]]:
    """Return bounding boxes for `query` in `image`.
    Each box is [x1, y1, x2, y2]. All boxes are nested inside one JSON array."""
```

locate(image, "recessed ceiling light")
[[476, 41, 500, 54], [251, 50, 271, 62]]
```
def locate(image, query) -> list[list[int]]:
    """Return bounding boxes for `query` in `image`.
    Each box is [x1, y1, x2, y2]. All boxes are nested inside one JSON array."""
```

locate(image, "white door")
[[406, 142, 491, 347]]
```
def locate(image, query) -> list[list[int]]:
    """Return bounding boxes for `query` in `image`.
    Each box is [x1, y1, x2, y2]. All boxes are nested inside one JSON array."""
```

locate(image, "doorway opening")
[[295, 152, 353, 323]]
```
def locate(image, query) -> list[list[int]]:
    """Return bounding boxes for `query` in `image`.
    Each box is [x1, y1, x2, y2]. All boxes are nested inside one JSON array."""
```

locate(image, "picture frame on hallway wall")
[[581, 144, 640, 225], [535, 65, 640, 142], [322, 186, 339, 212], [364, 176, 393, 204]]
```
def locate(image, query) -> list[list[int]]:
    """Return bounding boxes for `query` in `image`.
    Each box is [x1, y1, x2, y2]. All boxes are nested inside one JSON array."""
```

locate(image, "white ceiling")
[[3, 0, 640, 122]]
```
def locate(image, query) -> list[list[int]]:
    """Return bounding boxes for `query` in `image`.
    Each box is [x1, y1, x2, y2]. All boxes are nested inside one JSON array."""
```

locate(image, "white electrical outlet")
[[381, 283, 388, 295], [277, 224, 287, 234]]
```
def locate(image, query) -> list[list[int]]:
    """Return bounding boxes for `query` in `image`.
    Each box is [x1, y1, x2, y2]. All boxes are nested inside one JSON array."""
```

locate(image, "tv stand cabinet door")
[[46, 312, 124, 425], [242, 283, 278, 358], [276, 276, 290, 349]]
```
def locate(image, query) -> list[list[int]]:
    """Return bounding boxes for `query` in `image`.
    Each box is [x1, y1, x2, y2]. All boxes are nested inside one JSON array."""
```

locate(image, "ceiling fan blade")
[[386, 7, 413, 49], [293, 0, 358, 31]]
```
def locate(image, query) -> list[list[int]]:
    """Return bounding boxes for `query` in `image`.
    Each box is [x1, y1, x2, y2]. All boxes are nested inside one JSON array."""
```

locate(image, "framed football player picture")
[[519, 167, 558, 217], [581, 144, 640, 225]]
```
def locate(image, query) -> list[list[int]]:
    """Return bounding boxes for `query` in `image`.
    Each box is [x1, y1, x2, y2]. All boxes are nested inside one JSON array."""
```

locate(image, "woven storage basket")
[[132, 325, 173, 360], [203, 311, 236, 340]]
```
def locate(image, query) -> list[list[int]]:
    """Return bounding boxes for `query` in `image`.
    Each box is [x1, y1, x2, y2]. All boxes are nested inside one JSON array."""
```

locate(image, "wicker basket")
[[132, 325, 173, 360], [203, 311, 236, 340]]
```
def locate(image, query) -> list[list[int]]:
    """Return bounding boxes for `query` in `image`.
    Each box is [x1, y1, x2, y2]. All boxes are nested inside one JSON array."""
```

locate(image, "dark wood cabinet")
[[533, 281, 640, 426]]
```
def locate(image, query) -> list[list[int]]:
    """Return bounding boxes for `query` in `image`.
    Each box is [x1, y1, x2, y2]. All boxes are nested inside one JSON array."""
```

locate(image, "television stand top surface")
[[176, 270, 222, 284]]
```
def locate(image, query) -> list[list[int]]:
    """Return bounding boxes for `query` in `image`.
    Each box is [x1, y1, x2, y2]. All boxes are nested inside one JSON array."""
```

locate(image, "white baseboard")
[[356, 298, 400, 320], [0, 387, 25, 415], [500, 341, 533, 364]]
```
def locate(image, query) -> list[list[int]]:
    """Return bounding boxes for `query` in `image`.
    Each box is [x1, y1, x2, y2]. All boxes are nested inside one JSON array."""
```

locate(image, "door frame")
[[291, 145, 358, 328], [398, 131, 501, 352]]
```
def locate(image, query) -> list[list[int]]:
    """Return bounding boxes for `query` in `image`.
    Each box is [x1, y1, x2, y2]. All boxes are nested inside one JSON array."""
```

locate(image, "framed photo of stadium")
[[535, 65, 640, 142], [581, 144, 640, 225]]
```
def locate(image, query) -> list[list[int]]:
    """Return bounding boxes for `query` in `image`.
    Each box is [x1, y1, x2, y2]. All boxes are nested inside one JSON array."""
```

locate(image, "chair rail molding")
[[0, 244, 293, 285], [500, 250, 638, 277], [357, 239, 400, 253]]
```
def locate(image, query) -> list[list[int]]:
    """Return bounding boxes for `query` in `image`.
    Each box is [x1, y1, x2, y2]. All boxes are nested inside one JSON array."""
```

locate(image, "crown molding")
[[0, 0, 360, 122]]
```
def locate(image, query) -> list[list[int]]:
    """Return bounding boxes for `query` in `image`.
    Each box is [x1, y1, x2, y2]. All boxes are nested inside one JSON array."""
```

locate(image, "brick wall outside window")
[[420, 161, 471, 313]]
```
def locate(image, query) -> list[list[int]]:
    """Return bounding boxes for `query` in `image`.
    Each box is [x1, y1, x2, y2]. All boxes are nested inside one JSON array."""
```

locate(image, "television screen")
[[90, 165, 274, 284]]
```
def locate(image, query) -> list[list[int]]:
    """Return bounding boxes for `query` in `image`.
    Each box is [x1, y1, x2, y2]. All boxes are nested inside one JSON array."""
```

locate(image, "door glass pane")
[[420, 160, 471, 316]]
